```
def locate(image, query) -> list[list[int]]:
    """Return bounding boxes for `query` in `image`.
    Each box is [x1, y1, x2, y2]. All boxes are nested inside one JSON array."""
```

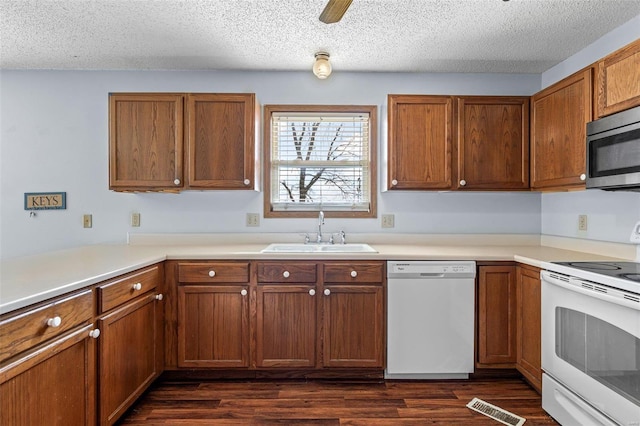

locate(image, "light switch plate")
[[630, 221, 640, 243]]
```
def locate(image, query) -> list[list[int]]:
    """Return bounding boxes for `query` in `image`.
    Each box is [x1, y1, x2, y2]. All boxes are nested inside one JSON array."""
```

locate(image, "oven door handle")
[[542, 271, 640, 311]]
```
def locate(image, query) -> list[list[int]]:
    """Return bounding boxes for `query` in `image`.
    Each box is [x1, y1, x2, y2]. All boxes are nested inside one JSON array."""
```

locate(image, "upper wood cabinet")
[[186, 94, 258, 189], [597, 38, 640, 118], [388, 95, 453, 190], [530, 68, 592, 190], [109, 93, 184, 191], [456, 97, 529, 190], [109, 92, 258, 192]]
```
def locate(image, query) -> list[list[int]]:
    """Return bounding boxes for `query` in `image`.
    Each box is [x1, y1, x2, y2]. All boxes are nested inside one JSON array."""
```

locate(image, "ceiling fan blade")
[[319, 0, 353, 24]]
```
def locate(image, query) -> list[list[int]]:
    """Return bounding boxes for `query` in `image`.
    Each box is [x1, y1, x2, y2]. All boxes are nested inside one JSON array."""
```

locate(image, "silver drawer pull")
[[132, 283, 142, 291], [89, 329, 101, 339], [283, 271, 290, 278], [208, 270, 216, 278]]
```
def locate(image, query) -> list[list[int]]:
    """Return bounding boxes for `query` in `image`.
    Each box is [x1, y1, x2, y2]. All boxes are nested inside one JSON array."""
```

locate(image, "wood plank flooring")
[[117, 378, 558, 425]]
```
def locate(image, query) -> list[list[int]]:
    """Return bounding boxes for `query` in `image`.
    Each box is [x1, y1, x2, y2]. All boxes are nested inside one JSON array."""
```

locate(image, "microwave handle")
[[541, 270, 640, 311]]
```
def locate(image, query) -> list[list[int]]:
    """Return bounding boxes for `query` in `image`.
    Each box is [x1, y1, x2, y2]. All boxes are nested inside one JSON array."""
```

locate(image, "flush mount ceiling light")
[[313, 52, 332, 79]]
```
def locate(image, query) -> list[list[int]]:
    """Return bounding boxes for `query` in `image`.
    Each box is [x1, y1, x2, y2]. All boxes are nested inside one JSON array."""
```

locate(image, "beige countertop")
[[1, 234, 634, 315]]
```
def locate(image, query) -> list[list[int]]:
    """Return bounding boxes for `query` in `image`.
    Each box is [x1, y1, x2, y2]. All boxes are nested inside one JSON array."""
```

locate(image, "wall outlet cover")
[[83, 214, 92, 228], [631, 221, 640, 243], [381, 214, 395, 228], [246, 213, 260, 227]]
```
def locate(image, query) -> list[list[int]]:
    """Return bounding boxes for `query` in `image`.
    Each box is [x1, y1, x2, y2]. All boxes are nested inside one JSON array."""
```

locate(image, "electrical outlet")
[[578, 214, 588, 231], [630, 220, 640, 243], [246, 213, 260, 227], [83, 214, 92, 228], [131, 212, 141, 227], [381, 214, 395, 228]]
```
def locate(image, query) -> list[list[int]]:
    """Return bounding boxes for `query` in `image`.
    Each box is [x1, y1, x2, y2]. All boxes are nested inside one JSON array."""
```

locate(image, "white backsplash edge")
[[541, 235, 637, 261], [127, 232, 542, 247]]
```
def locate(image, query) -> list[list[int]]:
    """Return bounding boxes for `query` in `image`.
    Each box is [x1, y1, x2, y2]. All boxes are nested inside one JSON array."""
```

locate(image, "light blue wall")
[[540, 14, 640, 244], [1, 70, 541, 259]]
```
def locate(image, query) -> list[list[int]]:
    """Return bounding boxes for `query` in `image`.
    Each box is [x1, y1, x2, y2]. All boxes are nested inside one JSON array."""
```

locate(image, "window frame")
[[263, 104, 377, 219]]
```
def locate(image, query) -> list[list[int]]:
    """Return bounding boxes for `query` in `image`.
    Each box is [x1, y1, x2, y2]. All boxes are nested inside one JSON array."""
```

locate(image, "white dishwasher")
[[385, 261, 476, 379]]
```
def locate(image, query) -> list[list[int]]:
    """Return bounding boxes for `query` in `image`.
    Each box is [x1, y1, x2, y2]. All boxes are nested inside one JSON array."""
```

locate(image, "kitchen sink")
[[261, 243, 377, 253]]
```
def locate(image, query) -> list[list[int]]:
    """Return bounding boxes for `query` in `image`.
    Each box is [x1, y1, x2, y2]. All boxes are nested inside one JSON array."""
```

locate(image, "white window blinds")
[[270, 112, 372, 212]]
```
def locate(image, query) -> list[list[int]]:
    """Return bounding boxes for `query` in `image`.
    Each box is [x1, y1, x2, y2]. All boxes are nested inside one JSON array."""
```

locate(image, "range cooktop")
[[553, 261, 640, 283]]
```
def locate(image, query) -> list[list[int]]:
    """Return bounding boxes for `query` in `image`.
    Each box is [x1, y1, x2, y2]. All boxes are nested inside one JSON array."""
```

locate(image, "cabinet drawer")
[[257, 262, 317, 283], [0, 290, 93, 363], [323, 262, 384, 283], [98, 265, 159, 313], [178, 262, 249, 283]]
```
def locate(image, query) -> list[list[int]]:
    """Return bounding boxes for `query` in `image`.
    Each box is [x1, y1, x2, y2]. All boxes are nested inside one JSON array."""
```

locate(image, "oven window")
[[556, 307, 640, 406]]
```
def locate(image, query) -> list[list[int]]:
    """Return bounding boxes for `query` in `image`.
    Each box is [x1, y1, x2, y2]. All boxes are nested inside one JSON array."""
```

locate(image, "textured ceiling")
[[1, 0, 639, 73]]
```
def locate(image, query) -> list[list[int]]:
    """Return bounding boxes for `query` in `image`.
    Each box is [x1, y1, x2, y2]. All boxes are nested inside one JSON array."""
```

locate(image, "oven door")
[[541, 271, 640, 425]]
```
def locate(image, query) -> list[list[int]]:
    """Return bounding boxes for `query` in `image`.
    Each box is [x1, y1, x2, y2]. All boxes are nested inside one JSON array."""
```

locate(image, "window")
[[264, 105, 377, 218]]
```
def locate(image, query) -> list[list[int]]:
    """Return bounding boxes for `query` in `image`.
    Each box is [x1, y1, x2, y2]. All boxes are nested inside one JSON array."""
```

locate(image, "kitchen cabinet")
[[387, 95, 453, 190], [0, 290, 97, 425], [176, 262, 250, 368], [186, 94, 258, 189], [530, 68, 592, 190], [456, 96, 529, 190], [256, 262, 318, 368], [321, 262, 385, 368], [516, 264, 542, 393], [476, 264, 517, 368], [596, 38, 640, 118], [109, 92, 258, 192], [109, 93, 184, 191], [96, 265, 164, 426]]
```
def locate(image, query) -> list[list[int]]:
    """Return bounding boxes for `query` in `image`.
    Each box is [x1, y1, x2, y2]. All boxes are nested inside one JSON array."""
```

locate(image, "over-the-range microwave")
[[586, 104, 640, 191]]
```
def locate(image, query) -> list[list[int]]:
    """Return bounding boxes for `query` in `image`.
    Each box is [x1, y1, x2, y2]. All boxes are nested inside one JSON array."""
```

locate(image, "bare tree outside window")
[[264, 105, 377, 218]]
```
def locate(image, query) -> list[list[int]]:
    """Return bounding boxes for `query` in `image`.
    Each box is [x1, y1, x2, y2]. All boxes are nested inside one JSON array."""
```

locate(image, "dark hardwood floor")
[[117, 378, 558, 425]]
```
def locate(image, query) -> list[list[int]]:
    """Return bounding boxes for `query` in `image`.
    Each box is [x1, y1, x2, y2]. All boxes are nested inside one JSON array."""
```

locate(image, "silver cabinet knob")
[[460, 179, 467, 186], [47, 316, 62, 328], [174, 178, 181, 185], [241, 289, 248, 296], [132, 283, 142, 291], [391, 179, 398, 186], [309, 289, 316, 296], [283, 271, 290, 278], [89, 329, 101, 339], [580, 174, 586, 181], [350, 270, 358, 278], [243, 179, 250, 185], [208, 270, 216, 278], [324, 289, 331, 296], [155, 294, 164, 301]]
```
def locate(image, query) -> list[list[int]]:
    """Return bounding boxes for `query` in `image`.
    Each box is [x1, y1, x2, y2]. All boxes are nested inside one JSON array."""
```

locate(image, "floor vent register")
[[466, 397, 526, 426]]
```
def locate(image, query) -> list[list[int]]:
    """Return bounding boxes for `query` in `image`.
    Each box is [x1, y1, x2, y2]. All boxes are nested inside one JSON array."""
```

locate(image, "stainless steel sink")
[[261, 243, 377, 253]]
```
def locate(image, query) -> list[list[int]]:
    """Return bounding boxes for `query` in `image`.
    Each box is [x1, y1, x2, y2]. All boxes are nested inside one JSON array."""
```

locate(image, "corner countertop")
[[1, 234, 633, 315]]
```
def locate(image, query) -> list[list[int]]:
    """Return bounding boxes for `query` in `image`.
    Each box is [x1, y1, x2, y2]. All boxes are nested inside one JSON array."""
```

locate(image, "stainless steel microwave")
[[586, 105, 640, 191]]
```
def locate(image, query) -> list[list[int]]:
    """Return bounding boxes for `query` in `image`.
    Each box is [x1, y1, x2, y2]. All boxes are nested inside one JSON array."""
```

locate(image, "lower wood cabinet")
[[96, 265, 164, 426], [256, 283, 317, 368], [516, 264, 542, 392], [178, 285, 250, 368], [0, 324, 96, 425], [173, 260, 385, 372], [476, 264, 517, 367]]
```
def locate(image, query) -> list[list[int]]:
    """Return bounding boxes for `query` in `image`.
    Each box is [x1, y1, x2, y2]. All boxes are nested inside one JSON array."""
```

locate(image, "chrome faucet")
[[317, 210, 325, 243]]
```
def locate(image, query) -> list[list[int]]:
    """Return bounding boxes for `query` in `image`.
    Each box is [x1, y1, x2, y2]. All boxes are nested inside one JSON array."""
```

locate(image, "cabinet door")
[[597, 38, 640, 118], [517, 265, 542, 393], [457, 97, 529, 190], [256, 285, 317, 368], [477, 265, 517, 366], [109, 93, 184, 190], [186, 93, 256, 189], [388, 95, 453, 190], [98, 293, 162, 426], [530, 69, 592, 190], [0, 325, 96, 426], [177, 285, 249, 368], [322, 285, 384, 368]]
